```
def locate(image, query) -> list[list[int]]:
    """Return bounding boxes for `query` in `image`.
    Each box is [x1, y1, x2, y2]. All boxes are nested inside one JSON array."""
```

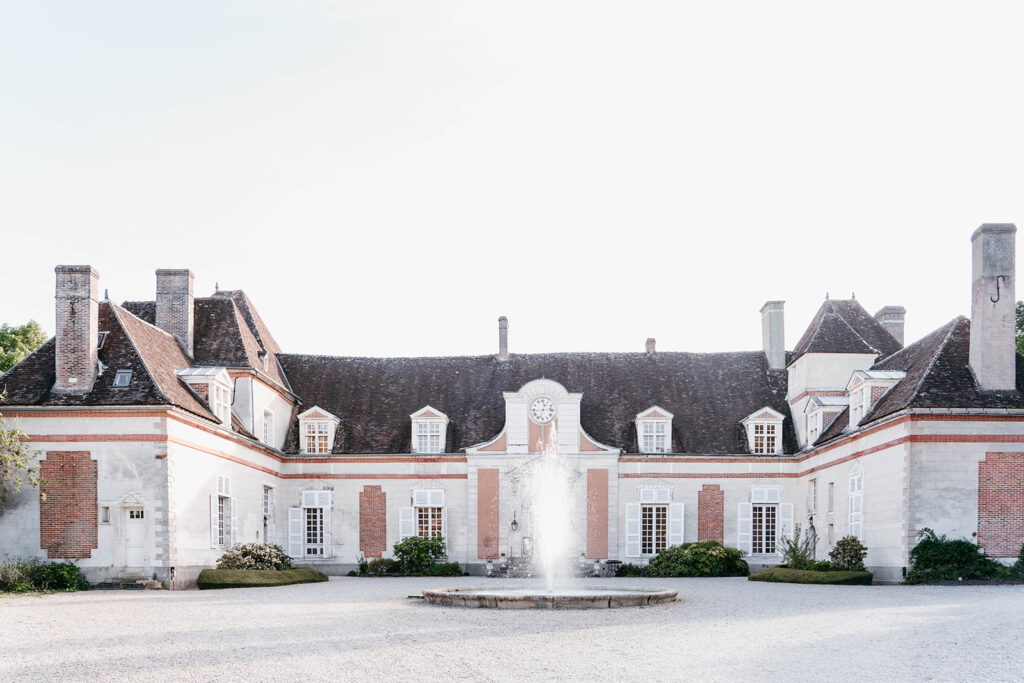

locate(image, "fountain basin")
[[422, 586, 677, 609]]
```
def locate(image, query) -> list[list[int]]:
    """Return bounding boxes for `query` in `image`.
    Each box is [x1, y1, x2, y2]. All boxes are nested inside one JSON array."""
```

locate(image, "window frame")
[[635, 407, 674, 454], [262, 410, 275, 446], [303, 421, 332, 454], [640, 504, 668, 556], [410, 406, 450, 455]]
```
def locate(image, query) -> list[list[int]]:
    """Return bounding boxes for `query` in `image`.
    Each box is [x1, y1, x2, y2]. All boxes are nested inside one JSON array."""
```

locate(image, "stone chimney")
[[970, 224, 1017, 392], [874, 306, 907, 346], [53, 265, 100, 394], [156, 269, 195, 356], [645, 338, 656, 354], [760, 300, 785, 370], [498, 316, 509, 361]]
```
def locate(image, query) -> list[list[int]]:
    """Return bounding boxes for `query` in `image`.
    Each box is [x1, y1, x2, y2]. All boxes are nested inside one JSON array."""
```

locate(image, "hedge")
[[197, 567, 328, 589], [748, 567, 873, 585]]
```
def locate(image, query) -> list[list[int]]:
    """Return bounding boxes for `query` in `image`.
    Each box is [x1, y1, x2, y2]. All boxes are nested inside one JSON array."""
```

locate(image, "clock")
[[530, 397, 556, 424]]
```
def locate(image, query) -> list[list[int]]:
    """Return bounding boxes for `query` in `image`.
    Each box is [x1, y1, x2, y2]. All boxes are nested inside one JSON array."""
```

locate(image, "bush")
[[829, 536, 868, 571], [811, 560, 832, 572], [216, 543, 292, 571], [781, 523, 816, 570], [392, 536, 447, 575], [749, 567, 873, 585], [614, 563, 648, 578], [644, 541, 749, 578], [197, 567, 327, 589], [28, 562, 90, 591], [904, 528, 1003, 584], [365, 558, 402, 576], [427, 561, 465, 576]]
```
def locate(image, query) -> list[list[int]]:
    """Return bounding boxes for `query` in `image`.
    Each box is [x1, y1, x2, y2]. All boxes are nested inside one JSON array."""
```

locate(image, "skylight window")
[[112, 369, 133, 388], [97, 331, 108, 349]]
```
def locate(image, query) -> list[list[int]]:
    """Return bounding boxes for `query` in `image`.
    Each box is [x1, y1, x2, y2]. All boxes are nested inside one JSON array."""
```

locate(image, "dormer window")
[[112, 369, 133, 388], [410, 406, 449, 454], [635, 407, 673, 454], [846, 370, 906, 430], [804, 396, 849, 448], [176, 367, 233, 427], [298, 406, 340, 455], [741, 407, 785, 455]]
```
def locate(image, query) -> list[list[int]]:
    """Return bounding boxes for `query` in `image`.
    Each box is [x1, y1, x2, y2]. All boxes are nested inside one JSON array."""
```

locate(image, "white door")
[[125, 508, 145, 567]]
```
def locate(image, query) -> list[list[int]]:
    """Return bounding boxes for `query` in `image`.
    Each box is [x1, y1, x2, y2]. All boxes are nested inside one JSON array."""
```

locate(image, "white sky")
[[2, 1, 1023, 358]]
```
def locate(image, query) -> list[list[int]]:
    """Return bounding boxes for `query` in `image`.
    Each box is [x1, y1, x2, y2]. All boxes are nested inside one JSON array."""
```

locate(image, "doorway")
[[125, 508, 145, 567]]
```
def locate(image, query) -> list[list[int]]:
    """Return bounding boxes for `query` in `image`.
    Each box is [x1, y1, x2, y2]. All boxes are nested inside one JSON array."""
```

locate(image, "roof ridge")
[[107, 303, 175, 408], [832, 309, 880, 354]]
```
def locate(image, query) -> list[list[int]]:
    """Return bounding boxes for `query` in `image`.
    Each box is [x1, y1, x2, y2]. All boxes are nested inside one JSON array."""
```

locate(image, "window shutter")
[[442, 507, 448, 548], [302, 490, 317, 508], [412, 489, 429, 507], [322, 496, 333, 558], [429, 489, 445, 507], [399, 507, 415, 540], [625, 503, 641, 557], [779, 503, 794, 543], [655, 488, 671, 504], [267, 490, 277, 544], [751, 488, 765, 503], [766, 488, 780, 504], [737, 503, 753, 555], [639, 488, 655, 504], [210, 494, 220, 548], [288, 507, 303, 558], [229, 497, 238, 548], [668, 503, 684, 546]]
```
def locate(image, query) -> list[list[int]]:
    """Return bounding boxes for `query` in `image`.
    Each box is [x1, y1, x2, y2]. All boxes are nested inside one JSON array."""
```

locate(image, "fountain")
[[423, 416, 677, 609]]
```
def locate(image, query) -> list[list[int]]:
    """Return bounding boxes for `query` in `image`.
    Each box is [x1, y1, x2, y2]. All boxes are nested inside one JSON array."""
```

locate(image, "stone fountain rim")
[[421, 586, 678, 609]]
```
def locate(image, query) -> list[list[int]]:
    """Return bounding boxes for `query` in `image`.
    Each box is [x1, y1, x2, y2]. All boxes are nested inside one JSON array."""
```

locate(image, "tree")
[[0, 321, 47, 374], [0, 394, 42, 507], [1017, 302, 1024, 355]]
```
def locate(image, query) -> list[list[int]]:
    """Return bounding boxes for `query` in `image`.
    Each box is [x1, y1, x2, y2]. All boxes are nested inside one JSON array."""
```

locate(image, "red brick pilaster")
[[359, 485, 386, 558], [477, 469, 499, 559], [586, 469, 609, 558], [978, 452, 1024, 557], [39, 451, 97, 559], [698, 484, 724, 542]]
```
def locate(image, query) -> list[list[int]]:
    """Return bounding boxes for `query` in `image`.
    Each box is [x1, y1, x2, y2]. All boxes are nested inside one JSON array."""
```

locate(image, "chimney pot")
[[156, 269, 195, 356], [497, 316, 509, 361], [760, 300, 785, 370], [874, 306, 906, 346], [970, 224, 1017, 391], [53, 265, 100, 394], [645, 338, 656, 354]]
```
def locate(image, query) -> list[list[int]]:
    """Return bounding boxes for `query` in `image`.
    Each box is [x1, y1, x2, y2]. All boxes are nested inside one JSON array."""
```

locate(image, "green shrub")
[[216, 543, 292, 571], [197, 567, 327, 589], [392, 536, 447, 575], [829, 536, 867, 571], [427, 561, 465, 576], [749, 567, 873, 585], [780, 523, 816, 570], [0, 558, 39, 592], [904, 528, 1003, 584], [644, 541, 749, 578], [1014, 542, 1024, 579], [365, 558, 402, 576], [26, 562, 89, 591], [811, 560, 832, 572], [614, 563, 648, 578]]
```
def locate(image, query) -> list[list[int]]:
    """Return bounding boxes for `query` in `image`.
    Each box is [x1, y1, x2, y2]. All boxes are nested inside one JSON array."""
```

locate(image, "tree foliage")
[[780, 523, 816, 570], [0, 393, 42, 507], [1017, 301, 1024, 355], [0, 320, 47, 374]]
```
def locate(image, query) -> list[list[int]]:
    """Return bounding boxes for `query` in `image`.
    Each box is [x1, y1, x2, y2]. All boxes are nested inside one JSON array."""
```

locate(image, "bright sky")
[[2, 1, 1023, 358]]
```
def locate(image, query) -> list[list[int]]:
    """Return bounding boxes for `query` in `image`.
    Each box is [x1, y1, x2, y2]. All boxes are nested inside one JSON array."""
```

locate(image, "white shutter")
[[302, 490, 317, 508], [216, 475, 231, 497], [750, 488, 765, 503], [399, 507, 415, 540], [442, 506, 448, 547], [766, 488, 781, 504], [288, 507, 303, 558], [429, 489, 445, 507], [779, 503, 794, 543], [229, 497, 238, 548], [625, 503, 641, 557], [737, 503, 753, 555], [267, 490, 277, 544], [668, 503, 684, 546], [412, 489, 429, 507], [639, 488, 656, 504], [210, 494, 220, 548], [655, 488, 671, 504], [322, 494, 333, 558]]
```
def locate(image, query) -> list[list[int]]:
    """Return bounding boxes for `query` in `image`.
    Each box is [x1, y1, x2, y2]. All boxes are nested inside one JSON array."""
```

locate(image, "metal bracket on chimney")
[[990, 275, 1008, 303]]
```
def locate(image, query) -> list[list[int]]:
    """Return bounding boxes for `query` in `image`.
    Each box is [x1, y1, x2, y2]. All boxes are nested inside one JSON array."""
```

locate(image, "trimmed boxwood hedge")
[[749, 567, 873, 585], [197, 567, 328, 589]]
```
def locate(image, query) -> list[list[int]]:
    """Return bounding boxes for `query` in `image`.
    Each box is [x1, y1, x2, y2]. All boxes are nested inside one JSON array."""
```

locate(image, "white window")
[[738, 488, 791, 556], [635, 407, 674, 454], [641, 505, 667, 555], [808, 478, 817, 513], [850, 387, 867, 427], [304, 421, 331, 454], [210, 475, 235, 549], [400, 489, 446, 540], [211, 382, 232, 425], [848, 474, 863, 538], [828, 482, 835, 512], [100, 506, 110, 524], [262, 486, 275, 542], [753, 423, 778, 454], [410, 406, 449, 454], [752, 504, 777, 554], [741, 408, 784, 455], [289, 490, 332, 558], [113, 369, 133, 388], [625, 489, 683, 557], [807, 411, 820, 444], [262, 411, 275, 446]]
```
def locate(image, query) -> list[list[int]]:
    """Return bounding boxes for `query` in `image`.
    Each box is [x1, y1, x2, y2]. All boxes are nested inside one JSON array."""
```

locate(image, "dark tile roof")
[[816, 316, 1024, 445], [790, 300, 902, 364], [0, 302, 216, 422], [277, 351, 797, 455]]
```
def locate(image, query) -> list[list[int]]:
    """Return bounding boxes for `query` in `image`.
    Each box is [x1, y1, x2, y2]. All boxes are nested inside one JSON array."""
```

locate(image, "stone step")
[[93, 579, 162, 591]]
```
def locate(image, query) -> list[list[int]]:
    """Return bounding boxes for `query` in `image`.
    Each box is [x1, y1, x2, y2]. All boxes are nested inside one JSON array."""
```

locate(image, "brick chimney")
[[156, 269, 195, 356], [645, 338, 656, 354], [970, 224, 1017, 392], [497, 316, 509, 361], [874, 306, 907, 346], [760, 300, 785, 370], [53, 265, 100, 394]]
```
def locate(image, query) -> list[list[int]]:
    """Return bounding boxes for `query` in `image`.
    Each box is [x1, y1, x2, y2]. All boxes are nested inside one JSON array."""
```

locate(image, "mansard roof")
[[816, 316, 1024, 445], [277, 351, 797, 455], [790, 300, 902, 364], [0, 302, 216, 422]]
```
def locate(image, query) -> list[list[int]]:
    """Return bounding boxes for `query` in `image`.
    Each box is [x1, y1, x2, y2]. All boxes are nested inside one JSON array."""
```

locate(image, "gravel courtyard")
[[2, 577, 1022, 682]]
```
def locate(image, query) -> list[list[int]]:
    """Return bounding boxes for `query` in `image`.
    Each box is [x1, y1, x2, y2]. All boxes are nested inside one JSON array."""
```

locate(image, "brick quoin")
[[477, 468, 499, 559], [586, 469, 608, 558], [39, 451, 97, 559], [358, 485, 386, 558], [978, 452, 1024, 558], [698, 484, 724, 542]]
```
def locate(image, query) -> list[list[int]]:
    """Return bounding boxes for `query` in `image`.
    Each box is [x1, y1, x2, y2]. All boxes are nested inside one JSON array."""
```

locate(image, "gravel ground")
[[1, 576, 1022, 682]]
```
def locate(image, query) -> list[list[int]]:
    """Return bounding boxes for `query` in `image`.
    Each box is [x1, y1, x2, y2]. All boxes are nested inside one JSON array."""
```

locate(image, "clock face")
[[530, 397, 556, 424]]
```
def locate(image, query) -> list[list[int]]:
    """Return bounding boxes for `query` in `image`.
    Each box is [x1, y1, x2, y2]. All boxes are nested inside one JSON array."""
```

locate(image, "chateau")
[[2, 224, 1023, 586]]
